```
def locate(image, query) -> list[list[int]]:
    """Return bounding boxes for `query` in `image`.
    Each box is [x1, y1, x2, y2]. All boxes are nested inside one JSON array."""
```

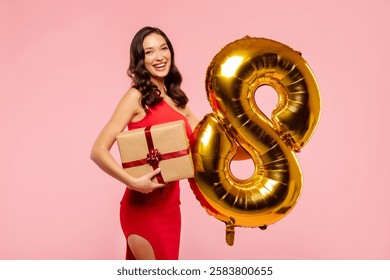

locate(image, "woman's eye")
[[145, 50, 153, 55], [162, 46, 168, 51]]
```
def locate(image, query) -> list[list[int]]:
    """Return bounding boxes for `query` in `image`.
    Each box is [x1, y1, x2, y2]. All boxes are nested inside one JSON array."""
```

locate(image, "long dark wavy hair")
[[127, 26, 188, 111]]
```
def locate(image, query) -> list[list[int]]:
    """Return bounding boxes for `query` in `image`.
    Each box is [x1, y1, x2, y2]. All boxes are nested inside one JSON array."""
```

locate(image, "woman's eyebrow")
[[144, 43, 168, 50]]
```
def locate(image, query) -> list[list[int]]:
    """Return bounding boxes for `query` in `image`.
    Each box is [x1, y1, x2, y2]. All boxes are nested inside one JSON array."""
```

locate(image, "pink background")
[[1, 0, 389, 259]]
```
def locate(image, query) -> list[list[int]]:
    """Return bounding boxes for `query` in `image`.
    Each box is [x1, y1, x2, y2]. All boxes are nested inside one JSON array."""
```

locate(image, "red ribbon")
[[122, 126, 189, 184]]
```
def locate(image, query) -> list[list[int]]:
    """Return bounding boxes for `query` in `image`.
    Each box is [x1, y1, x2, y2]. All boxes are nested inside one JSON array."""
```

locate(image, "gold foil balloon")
[[190, 37, 321, 245]]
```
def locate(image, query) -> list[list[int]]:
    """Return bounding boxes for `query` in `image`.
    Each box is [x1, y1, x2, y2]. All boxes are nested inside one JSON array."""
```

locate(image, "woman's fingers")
[[128, 168, 167, 193], [151, 182, 165, 189], [148, 169, 165, 188], [147, 168, 161, 178]]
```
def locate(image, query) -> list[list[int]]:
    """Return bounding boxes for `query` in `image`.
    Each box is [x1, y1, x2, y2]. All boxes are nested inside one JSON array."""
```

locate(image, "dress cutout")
[[119, 98, 192, 260]]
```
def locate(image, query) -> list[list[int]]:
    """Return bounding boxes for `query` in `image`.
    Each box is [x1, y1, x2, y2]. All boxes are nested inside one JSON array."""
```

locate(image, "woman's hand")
[[128, 168, 166, 194]]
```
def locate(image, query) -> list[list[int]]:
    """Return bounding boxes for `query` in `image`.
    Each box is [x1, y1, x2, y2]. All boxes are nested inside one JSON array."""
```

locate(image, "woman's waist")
[[121, 182, 180, 206]]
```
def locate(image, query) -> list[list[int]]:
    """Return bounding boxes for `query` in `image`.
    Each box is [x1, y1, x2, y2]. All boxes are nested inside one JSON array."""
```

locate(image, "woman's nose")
[[155, 51, 163, 60]]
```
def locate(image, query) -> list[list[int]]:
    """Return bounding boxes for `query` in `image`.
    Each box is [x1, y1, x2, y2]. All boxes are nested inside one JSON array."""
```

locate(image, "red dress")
[[119, 99, 192, 260]]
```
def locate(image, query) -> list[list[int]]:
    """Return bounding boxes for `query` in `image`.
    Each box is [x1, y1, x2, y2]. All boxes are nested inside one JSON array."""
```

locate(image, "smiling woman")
[[143, 34, 172, 80], [90, 26, 199, 260]]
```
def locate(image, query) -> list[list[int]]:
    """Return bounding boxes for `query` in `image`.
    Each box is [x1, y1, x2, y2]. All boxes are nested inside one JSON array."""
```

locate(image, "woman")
[[90, 26, 198, 260]]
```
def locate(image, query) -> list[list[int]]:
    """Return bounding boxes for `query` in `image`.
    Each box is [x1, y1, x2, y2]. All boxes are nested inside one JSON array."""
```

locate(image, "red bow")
[[146, 149, 162, 165]]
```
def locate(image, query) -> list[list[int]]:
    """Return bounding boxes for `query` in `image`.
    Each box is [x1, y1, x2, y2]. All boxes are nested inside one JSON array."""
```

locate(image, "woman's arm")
[[90, 88, 164, 193], [183, 105, 199, 131]]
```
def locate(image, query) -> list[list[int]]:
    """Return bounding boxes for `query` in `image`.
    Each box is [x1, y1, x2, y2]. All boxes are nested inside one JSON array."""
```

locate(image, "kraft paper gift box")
[[116, 120, 194, 183]]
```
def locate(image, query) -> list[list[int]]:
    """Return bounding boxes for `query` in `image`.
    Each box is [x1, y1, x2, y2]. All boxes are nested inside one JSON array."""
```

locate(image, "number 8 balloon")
[[189, 37, 321, 245]]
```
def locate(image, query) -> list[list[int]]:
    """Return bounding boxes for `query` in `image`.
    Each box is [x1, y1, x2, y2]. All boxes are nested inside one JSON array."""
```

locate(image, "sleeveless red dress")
[[119, 99, 192, 260]]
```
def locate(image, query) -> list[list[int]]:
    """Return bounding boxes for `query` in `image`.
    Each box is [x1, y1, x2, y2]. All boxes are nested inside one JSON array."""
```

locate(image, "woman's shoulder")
[[116, 87, 143, 113], [124, 86, 142, 101]]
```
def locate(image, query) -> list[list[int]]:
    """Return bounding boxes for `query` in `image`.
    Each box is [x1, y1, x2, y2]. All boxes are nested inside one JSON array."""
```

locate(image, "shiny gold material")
[[190, 37, 321, 245], [225, 218, 236, 246]]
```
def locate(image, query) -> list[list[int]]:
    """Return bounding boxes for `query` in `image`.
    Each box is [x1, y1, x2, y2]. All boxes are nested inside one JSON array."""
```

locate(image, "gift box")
[[116, 120, 194, 183]]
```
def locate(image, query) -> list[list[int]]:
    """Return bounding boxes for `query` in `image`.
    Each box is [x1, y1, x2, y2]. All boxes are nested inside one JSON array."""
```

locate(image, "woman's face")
[[143, 33, 171, 83]]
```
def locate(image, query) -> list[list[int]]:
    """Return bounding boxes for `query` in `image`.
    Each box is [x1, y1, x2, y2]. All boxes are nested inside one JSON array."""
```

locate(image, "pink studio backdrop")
[[1, 0, 389, 259]]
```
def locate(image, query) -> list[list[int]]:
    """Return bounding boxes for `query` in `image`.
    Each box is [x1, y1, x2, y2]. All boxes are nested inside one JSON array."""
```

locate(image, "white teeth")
[[155, 63, 165, 67]]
